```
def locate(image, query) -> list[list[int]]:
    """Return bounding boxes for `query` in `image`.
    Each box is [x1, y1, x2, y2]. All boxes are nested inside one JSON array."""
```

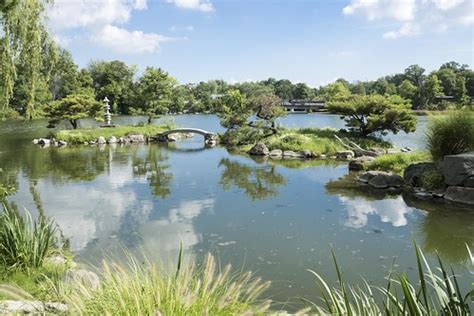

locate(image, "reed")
[[0, 204, 56, 271]]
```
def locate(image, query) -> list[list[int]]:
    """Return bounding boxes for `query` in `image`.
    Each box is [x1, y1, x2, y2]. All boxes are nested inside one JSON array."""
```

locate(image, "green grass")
[[0, 204, 57, 272], [306, 243, 473, 315], [62, 253, 271, 315], [366, 151, 432, 175], [249, 128, 391, 156], [52, 123, 174, 144], [426, 110, 474, 161]]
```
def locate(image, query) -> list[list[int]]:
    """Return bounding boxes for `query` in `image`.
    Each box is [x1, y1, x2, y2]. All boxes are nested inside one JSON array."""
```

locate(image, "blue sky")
[[47, 0, 473, 87]]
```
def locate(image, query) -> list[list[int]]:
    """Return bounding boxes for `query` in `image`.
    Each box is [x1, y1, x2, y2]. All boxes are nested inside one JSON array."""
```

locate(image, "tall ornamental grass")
[[307, 244, 473, 315], [65, 252, 271, 315], [0, 204, 56, 271], [426, 111, 474, 161]]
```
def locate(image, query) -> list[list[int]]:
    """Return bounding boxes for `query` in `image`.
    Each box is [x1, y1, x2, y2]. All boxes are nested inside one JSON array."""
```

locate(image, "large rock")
[[299, 150, 313, 158], [127, 134, 146, 143], [367, 173, 404, 189], [65, 269, 100, 290], [442, 152, 474, 186], [464, 176, 474, 188], [358, 171, 384, 183], [269, 149, 283, 157], [107, 136, 117, 144], [336, 150, 354, 160], [97, 136, 106, 144], [248, 143, 269, 156], [403, 162, 437, 187], [444, 186, 474, 205], [38, 138, 50, 146], [283, 150, 304, 158], [349, 156, 375, 171], [0, 301, 68, 314]]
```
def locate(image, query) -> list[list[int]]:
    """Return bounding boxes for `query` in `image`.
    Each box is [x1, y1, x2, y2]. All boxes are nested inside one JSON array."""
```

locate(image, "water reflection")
[[326, 176, 474, 263], [218, 158, 286, 200]]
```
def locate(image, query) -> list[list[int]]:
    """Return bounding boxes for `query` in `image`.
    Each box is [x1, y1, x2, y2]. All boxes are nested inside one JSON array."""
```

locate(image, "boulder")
[[127, 134, 145, 143], [358, 171, 385, 183], [283, 150, 304, 158], [403, 162, 437, 187], [463, 176, 474, 188], [65, 269, 100, 290], [414, 190, 434, 200], [444, 186, 474, 205], [58, 140, 67, 147], [319, 154, 327, 159], [367, 173, 404, 189], [32, 139, 39, 144], [269, 149, 283, 157], [442, 152, 474, 186], [349, 156, 375, 171], [299, 150, 313, 158], [97, 136, 106, 144], [38, 138, 50, 146], [248, 143, 269, 156], [0, 301, 68, 314], [336, 150, 354, 160], [107, 136, 117, 144]]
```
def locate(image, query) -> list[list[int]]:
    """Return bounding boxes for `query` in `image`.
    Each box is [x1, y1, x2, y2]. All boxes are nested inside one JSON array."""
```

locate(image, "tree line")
[[1, 0, 473, 125]]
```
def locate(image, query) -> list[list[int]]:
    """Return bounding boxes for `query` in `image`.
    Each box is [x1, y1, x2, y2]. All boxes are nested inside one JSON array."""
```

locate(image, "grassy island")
[[51, 124, 173, 144]]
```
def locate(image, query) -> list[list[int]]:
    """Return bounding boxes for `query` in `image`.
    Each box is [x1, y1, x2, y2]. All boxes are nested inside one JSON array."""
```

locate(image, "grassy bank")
[[366, 151, 432, 175], [237, 128, 392, 156], [52, 124, 174, 144]]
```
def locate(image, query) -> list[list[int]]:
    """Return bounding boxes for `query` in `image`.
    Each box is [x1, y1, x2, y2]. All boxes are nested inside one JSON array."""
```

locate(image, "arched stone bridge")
[[154, 128, 216, 145]]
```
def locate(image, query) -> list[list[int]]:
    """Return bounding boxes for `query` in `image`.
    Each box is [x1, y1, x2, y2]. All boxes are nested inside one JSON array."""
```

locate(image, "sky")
[[46, 0, 474, 87]]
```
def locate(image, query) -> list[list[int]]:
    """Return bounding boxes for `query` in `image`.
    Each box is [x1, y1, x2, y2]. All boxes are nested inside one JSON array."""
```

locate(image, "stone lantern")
[[101, 96, 114, 127]]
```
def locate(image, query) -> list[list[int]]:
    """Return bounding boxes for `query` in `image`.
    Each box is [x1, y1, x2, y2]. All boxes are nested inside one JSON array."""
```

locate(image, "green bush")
[[426, 111, 474, 161], [0, 204, 56, 271], [419, 168, 445, 190], [367, 151, 432, 175]]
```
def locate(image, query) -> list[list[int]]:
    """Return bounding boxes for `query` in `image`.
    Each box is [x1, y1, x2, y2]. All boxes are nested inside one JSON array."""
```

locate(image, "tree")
[[46, 93, 102, 129], [273, 79, 294, 100], [327, 94, 416, 136], [436, 68, 457, 96], [292, 83, 313, 100], [49, 49, 79, 100], [249, 94, 286, 135], [424, 74, 443, 106], [216, 89, 251, 130], [453, 75, 469, 106], [131, 67, 176, 124], [323, 82, 352, 101], [404, 64, 426, 108], [397, 80, 418, 106], [87, 60, 136, 114]]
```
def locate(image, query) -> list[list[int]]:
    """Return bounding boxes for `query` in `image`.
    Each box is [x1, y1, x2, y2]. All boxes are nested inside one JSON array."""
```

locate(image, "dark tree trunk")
[[70, 119, 78, 129]]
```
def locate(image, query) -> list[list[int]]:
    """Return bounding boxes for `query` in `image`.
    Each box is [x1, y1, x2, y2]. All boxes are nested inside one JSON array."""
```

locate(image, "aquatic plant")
[[426, 110, 474, 161], [0, 204, 56, 271], [307, 244, 473, 315], [64, 252, 271, 315]]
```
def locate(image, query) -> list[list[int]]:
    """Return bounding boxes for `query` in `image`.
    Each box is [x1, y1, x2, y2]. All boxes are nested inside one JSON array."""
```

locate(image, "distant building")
[[282, 99, 326, 113]]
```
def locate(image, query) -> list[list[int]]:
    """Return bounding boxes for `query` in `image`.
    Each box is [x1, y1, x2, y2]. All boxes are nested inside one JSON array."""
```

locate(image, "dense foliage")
[[46, 93, 102, 129], [1, 1, 473, 125], [426, 110, 474, 161], [328, 94, 417, 136]]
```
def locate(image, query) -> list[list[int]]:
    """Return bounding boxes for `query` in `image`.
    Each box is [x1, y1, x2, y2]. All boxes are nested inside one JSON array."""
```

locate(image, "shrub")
[[419, 168, 445, 190], [0, 204, 56, 271], [367, 151, 431, 175], [426, 110, 474, 161], [65, 253, 271, 315]]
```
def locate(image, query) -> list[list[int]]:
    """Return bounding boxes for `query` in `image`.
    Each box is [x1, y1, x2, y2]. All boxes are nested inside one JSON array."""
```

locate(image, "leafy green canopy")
[[46, 93, 103, 129], [328, 94, 417, 136]]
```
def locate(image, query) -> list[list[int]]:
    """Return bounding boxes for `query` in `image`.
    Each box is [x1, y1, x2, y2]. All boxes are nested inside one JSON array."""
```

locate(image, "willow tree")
[[0, 0, 52, 119]]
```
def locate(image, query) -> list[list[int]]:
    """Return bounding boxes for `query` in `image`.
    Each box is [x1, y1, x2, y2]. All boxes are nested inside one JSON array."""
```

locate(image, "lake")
[[1, 114, 473, 310]]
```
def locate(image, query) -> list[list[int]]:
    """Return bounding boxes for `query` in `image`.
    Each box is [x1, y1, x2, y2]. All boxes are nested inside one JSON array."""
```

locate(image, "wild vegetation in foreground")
[[0, 203, 473, 315], [51, 123, 174, 144]]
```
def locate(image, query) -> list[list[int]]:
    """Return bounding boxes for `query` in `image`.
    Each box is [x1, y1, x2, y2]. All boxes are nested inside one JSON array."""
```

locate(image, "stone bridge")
[[154, 128, 216, 145]]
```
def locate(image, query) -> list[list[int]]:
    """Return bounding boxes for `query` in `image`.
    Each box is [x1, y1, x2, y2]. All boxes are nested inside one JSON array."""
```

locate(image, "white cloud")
[[343, 0, 416, 21], [47, 0, 131, 30], [169, 25, 195, 32], [92, 24, 175, 54], [47, 0, 177, 54], [133, 0, 148, 10], [343, 0, 473, 39], [167, 0, 214, 12], [383, 22, 420, 38]]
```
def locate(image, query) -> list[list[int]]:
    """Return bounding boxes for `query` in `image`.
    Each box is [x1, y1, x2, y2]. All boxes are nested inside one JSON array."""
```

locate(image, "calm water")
[[1, 114, 473, 310]]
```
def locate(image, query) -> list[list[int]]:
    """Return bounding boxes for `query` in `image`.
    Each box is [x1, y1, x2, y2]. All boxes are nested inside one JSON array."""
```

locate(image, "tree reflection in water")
[[218, 158, 286, 200], [132, 145, 173, 199]]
